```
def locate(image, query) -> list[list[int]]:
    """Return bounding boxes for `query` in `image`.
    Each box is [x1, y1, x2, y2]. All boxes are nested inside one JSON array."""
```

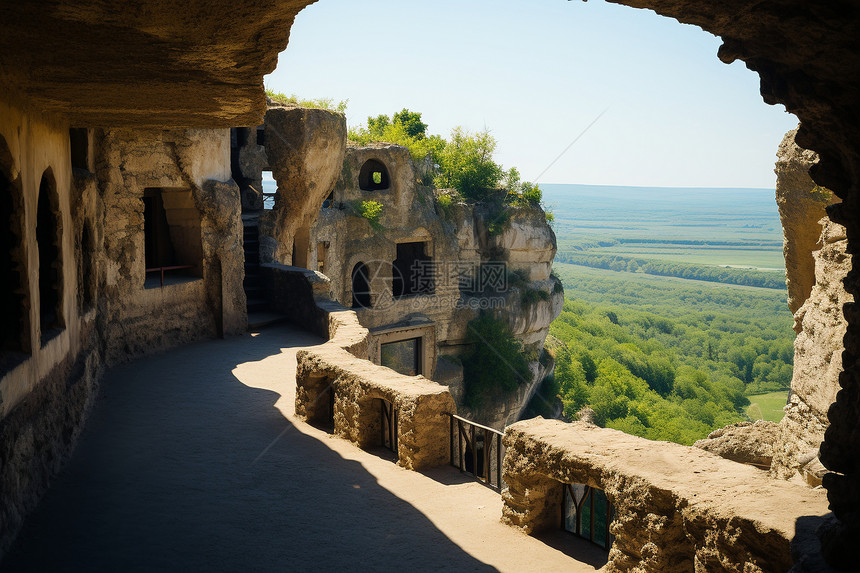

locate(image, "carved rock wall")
[[502, 418, 829, 573], [769, 130, 852, 489], [259, 106, 346, 265], [0, 106, 246, 556], [95, 128, 245, 363], [304, 144, 563, 430]]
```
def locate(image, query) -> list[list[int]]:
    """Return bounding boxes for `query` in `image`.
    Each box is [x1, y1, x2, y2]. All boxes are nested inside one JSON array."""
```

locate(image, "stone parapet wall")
[[270, 263, 454, 470], [501, 418, 829, 573], [296, 346, 455, 470]]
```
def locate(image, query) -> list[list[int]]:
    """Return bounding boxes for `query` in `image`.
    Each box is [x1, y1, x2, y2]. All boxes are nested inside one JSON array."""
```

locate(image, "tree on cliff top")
[[434, 127, 504, 200]]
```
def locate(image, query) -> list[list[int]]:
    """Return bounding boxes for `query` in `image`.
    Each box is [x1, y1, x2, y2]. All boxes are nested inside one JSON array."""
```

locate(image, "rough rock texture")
[[693, 420, 780, 469], [776, 128, 835, 322], [771, 218, 852, 482], [4, 0, 860, 563], [502, 418, 829, 573], [296, 347, 456, 471], [0, 341, 101, 558], [259, 106, 346, 265], [0, 1, 314, 127], [282, 266, 455, 471], [302, 144, 563, 430], [94, 128, 246, 363]]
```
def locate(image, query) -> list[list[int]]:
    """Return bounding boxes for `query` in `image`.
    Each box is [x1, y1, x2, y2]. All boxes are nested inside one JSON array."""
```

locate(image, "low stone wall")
[[296, 347, 455, 470], [272, 264, 456, 470], [501, 418, 830, 573]]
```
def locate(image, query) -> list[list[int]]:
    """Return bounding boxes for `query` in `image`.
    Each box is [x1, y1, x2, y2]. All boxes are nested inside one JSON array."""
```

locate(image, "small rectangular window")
[[69, 128, 89, 171], [381, 337, 422, 376]]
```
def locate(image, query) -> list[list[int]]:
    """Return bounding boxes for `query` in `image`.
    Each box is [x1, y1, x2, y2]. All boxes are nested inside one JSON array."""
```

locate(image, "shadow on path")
[[3, 327, 497, 572]]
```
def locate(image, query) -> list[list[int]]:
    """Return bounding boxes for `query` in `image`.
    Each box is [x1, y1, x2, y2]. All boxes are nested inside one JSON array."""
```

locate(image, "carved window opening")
[[359, 159, 390, 191], [143, 188, 203, 289], [1, 143, 30, 370], [321, 192, 335, 210], [261, 170, 275, 210], [69, 128, 89, 171], [393, 241, 433, 298], [37, 170, 64, 345], [562, 483, 614, 550], [381, 337, 422, 376], [351, 262, 372, 309]]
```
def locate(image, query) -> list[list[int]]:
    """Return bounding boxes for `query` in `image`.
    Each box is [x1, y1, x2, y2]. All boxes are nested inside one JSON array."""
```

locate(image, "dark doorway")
[[1, 158, 27, 362], [351, 262, 372, 308], [37, 171, 64, 344], [393, 241, 433, 298]]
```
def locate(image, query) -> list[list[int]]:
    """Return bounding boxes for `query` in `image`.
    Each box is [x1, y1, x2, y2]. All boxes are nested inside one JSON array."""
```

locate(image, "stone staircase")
[[243, 215, 287, 329]]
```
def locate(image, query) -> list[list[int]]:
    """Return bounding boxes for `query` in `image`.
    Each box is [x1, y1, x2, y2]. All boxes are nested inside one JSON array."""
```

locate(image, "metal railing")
[[447, 413, 504, 491], [144, 265, 195, 287], [379, 399, 399, 461]]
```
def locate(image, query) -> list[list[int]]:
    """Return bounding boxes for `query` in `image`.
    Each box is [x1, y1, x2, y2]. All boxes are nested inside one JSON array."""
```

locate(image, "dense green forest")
[[546, 264, 794, 445], [555, 252, 786, 289]]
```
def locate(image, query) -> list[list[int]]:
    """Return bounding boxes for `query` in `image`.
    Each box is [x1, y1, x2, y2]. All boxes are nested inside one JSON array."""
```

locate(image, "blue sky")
[[265, 0, 798, 188]]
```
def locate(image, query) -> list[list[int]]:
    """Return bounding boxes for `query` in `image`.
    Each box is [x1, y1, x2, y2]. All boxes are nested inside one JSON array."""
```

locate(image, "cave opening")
[[351, 261, 371, 308], [36, 169, 64, 344], [359, 159, 390, 191], [1, 139, 28, 367]]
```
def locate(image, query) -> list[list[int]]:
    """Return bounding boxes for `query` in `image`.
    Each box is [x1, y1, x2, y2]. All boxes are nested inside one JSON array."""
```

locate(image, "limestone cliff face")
[[771, 217, 851, 482], [770, 131, 849, 483], [696, 128, 849, 487], [775, 128, 833, 323], [299, 143, 562, 430]]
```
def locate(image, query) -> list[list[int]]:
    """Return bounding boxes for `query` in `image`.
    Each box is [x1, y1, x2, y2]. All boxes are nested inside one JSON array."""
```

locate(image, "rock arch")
[[36, 168, 64, 343], [0, 135, 29, 365]]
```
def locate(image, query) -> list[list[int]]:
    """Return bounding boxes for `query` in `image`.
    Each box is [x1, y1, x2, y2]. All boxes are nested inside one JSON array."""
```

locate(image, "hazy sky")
[[265, 0, 799, 189]]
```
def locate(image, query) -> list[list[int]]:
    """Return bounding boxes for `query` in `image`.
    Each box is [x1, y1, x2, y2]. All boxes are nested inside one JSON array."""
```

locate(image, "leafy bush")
[[462, 313, 531, 408], [434, 127, 504, 200], [521, 287, 550, 306], [356, 200, 384, 230], [349, 109, 446, 164], [265, 90, 348, 113]]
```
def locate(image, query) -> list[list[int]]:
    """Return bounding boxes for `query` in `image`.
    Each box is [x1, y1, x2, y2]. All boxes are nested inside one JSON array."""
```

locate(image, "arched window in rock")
[[351, 262, 372, 309], [358, 159, 390, 191], [37, 169, 64, 344], [1, 136, 29, 368]]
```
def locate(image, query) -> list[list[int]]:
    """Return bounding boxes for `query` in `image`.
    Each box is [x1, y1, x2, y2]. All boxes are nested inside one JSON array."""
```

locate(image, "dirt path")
[[4, 325, 605, 572]]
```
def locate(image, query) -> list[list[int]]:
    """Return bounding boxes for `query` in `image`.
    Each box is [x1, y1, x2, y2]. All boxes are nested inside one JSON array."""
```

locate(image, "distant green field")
[[576, 246, 785, 270], [545, 184, 787, 275], [553, 262, 787, 297], [746, 391, 789, 422]]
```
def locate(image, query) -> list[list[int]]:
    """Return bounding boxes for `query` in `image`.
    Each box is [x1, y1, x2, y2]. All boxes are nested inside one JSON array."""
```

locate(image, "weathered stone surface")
[[296, 346, 456, 471], [693, 420, 780, 468], [775, 127, 834, 322], [302, 145, 562, 430], [502, 418, 830, 573], [259, 106, 346, 265], [0, 1, 315, 127], [771, 218, 851, 482], [94, 128, 245, 363]]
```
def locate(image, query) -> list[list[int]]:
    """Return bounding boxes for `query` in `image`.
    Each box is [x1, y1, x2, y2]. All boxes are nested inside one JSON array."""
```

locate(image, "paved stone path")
[[4, 325, 606, 572]]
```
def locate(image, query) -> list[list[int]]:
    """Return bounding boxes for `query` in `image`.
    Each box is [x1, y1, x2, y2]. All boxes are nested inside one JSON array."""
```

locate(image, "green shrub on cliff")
[[265, 90, 348, 113], [461, 313, 531, 408], [353, 200, 384, 230]]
